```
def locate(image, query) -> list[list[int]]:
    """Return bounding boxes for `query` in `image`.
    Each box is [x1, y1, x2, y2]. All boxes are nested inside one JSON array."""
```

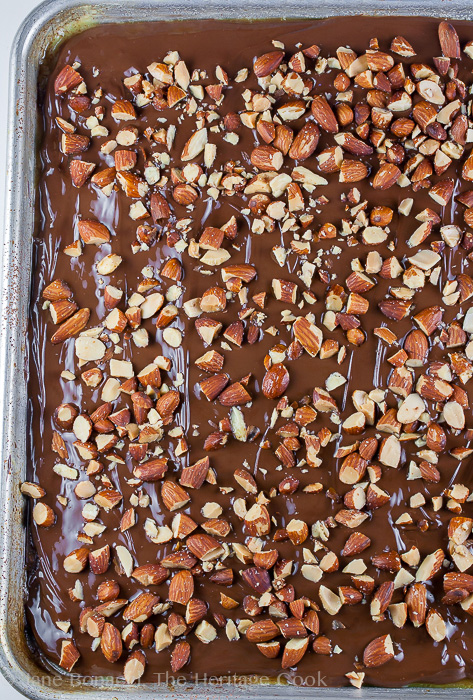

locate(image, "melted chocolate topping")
[[25, 15, 473, 687]]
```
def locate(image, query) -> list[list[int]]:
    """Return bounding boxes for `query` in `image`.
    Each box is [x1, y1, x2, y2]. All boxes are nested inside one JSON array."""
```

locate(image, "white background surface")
[[2, 4, 50, 699]]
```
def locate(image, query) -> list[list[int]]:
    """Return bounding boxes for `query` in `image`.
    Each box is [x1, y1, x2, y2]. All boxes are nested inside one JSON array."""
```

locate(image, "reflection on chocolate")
[[26, 15, 473, 687]]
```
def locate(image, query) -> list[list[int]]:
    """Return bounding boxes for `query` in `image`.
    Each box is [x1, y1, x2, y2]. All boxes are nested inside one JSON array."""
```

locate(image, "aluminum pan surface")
[[1, 0, 473, 697]]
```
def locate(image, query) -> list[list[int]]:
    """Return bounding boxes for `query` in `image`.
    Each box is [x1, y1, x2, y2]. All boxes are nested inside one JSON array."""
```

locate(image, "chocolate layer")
[[25, 14, 473, 687]]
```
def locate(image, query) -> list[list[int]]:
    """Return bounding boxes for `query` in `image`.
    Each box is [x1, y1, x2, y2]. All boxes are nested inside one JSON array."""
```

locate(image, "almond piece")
[[244, 503, 271, 536], [416, 549, 444, 582], [150, 192, 171, 221], [339, 159, 368, 183], [251, 145, 284, 172], [161, 481, 190, 511], [111, 99, 136, 121], [378, 299, 411, 321], [181, 128, 208, 161], [246, 619, 280, 643], [342, 532, 371, 556], [318, 585, 342, 615], [425, 609, 447, 642], [262, 364, 290, 399], [101, 622, 123, 663], [64, 547, 89, 573], [429, 178, 454, 205], [187, 533, 224, 561], [438, 21, 461, 58], [171, 640, 191, 672], [218, 382, 251, 407], [414, 306, 444, 336], [132, 564, 168, 586], [199, 373, 229, 401], [253, 50, 285, 78], [195, 350, 224, 372], [363, 634, 394, 667], [443, 401, 465, 430], [371, 581, 394, 616], [293, 316, 322, 356], [199, 226, 225, 251], [43, 279, 73, 302], [59, 639, 80, 671], [123, 649, 146, 685], [311, 95, 339, 133], [32, 502, 56, 527], [288, 122, 320, 160], [62, 133, 90, 155], [70, 160, 95, 188], [186, 598, 208, 625], [89, 545, 110, 575], [168, 570, 194, 605], [405, 582, 427, 627], [55, 65, 82, 95], [51, 308, 90, 344], [49, 299, 78, 324], [390, 36, 416, 57], [335, 132, 373, 156], [180, 457, 209, 489], [133, 458, 168, 482], [366, 50, 394, 71], [404, 329, 428, 366], [123, 592, 160, 622], [200, 287, 227, 313], [281, 637, 309, 669], [155, 390, 180, 424], [372, 163, 401, 190], [20, 481, 46, 499]]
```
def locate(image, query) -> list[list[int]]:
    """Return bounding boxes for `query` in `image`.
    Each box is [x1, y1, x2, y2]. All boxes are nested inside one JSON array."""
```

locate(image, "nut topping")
[[29, 15, 473, 687]]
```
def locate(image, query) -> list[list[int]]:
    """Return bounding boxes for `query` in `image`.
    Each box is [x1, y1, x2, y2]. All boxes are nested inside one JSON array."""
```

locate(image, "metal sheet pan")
[[2, 0, 473, 697]]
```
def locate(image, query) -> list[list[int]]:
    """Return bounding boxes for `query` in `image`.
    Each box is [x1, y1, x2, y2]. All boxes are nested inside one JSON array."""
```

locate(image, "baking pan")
[[2, 0, 473, 697]]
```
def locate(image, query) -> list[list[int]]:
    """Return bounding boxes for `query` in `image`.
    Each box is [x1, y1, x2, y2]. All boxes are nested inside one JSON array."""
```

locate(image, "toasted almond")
[[288, 122, 320, 160], [168, 570, 194, 605], [281, 637, 309, 669], [262, 364, 290, 399], [293, 316, 323, 356], [55, 65, 82, 94], [311, 95, 339, 132], [171, 640, 191, 672], [51, 308, 90, 344], [438, 21, 460, 58], [253, 50, 285, 78], [363, 634, 394, 667], [181, 128, 208, 161], [123, 649, 146, 685], [59, 639, 80, 672], [372, 163, 401, 190], [101, 622, 123, 663], [251, 145, 284, 172]]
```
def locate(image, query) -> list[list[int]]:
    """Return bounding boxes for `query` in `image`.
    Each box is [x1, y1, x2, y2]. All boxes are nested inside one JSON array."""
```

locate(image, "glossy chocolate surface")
[[26, 15, 473, 687]]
